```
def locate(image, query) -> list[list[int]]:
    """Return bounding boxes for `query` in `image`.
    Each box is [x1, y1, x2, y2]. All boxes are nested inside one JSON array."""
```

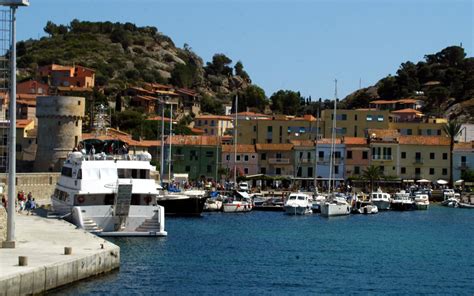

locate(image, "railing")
[[372, 155, 393, 161], [413, 158, 423, 164], [268, 158, 290, 164], [458, 162, 469, 169], [298, 158, 312, 164]]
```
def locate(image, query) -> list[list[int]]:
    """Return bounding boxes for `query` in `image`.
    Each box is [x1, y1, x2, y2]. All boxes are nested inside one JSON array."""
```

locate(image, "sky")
[[12, 0, 474, 100]]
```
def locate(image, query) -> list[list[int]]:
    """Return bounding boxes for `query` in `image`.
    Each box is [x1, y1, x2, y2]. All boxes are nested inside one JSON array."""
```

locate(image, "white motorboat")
[[441, 189, 461, 207], [222, 191, 253, 213], [320, 193, 351, 217], [390, 190, 416, 211], [52, 148, 167, 237], [284, 193, 313, 215], [370, 189, 391, 210], [351, 195, 378, 214], [204, 191, 223, 211], [413, 192, 430, 210]]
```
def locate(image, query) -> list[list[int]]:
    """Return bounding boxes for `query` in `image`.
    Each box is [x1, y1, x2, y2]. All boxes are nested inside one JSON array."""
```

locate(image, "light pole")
[[1, 0, 29, 249]]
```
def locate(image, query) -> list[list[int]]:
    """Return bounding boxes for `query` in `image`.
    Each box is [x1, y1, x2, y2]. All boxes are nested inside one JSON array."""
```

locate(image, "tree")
[[205, 54, 233, 76], [43, 21, 58, 36], [362, 165, 383, 193], [443, 121, 463, 187], [426, 86, 450, 116], [269, 90, 302, 115], [237, 85, 267, 112], [234, 61, 249, 80]]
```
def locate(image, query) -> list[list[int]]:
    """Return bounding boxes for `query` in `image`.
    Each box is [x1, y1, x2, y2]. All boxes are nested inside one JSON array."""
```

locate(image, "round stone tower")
[[34, 96, 85, 172]]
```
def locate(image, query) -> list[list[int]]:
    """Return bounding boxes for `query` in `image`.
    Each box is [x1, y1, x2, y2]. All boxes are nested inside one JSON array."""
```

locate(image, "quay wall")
[[0, 173, 60, 206], [0, 207, 5, 242]]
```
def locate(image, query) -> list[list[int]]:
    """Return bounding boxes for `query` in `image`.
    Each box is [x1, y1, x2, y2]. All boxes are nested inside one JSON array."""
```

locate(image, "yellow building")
[[237, 114, 319, 145], [398, 135, 450, 181], [193, 115, 233, 136], [256, 143, 294, 177], [389, 117, 447, 136], [321, 109, 390, 138], [367, 129, 400, 177]]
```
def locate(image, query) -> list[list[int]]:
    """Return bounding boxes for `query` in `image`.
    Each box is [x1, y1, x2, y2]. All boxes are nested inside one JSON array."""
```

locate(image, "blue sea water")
[[50, 205, 474, 295]]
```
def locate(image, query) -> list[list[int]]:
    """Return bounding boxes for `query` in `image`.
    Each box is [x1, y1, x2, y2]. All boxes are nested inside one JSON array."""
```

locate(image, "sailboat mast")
[[233, 94, 238, 187], [168, 103, 173, 183], [328, 79, 337, 194], [314, 100, 320, 191]]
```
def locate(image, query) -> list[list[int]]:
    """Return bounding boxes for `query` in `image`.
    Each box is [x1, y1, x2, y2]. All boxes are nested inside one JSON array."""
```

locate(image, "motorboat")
[[351, 195, 378, 214], [320, 193, 351, 217], [155, 184, 207, 216], [390, 190, 416, 211], [203, 191, 223, 212], [284, 192, 313, 215], [222, 191, 253, 213], [370, 189, 391, 211], [413, 191, 430, 210], [441, 189, 461, 207], [52, 148, 167, 237]]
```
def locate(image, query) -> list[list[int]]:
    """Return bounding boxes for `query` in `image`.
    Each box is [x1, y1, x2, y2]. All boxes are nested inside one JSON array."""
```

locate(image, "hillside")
[[17, 20, 253, 113], [342, 46, 474, 122]]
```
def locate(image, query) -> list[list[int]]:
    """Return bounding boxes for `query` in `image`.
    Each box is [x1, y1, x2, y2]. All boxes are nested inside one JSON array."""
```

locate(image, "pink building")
[[221, 144, 258, 177], [343, 137, 370, 178]]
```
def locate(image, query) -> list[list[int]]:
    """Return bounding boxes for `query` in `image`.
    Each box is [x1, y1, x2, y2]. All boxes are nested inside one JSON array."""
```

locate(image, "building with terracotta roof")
[[221, 144, 258, 178], [367, 129, 400, 178], [193, 114, 234, 136], [389, 117, 447, 136], [0, 119, 36, 172], [453, 141, 473, 182], [314, 138, 345, 186], [390, 108, 423, 122], [38, 64, 95, 88], [256, 143, 294, 178], [290, 140, 316, 189], [17, 80, 49, 96], [342, 136, 370, 178], [237, 114, 319, 145], [370, 98, 423, 111], [398, 135, 450, 181]]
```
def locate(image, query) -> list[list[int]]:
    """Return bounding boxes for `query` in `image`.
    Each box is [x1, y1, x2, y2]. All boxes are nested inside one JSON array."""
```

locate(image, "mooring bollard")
[[19, 256, 28, 266], [64, 247, 72, 255]]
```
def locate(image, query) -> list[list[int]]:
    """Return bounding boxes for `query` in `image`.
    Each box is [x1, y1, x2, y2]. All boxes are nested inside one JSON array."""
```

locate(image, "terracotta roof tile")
[[16, 119, 33, 128], [222, 144, 256, 153], [391, 108, 422, 114], [398, 135, 450, 146], [290, 140, 315, 147], [368, 129, 400, 139], [316, 138, 342, 144], [167, 135, 220, 146], [343, 137, 367, 145], [195, 114, 233, 121], [454, 141, 474, 151], [255, 143, 293, 151]]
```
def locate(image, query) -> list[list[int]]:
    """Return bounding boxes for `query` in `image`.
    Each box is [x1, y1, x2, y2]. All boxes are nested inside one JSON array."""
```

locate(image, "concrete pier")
[[0, 214, 120, 295]]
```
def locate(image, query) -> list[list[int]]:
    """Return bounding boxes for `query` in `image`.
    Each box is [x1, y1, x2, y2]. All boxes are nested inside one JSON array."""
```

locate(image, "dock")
[[0, 213, 120, 294]]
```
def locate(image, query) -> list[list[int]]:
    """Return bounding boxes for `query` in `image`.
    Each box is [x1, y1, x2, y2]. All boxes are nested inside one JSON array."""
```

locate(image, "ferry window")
[[118, 169, 127, 178], [140, 169, 148, 179], [132, 169, 138, 179], [61, 166, 72, 177]]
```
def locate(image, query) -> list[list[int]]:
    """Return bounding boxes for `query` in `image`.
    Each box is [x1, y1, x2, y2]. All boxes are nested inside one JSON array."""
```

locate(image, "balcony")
[[458, 162, 469, 169], [268, 158, 290, 164], [299, 158, 312, 164], [413, 158, 424, 164], [372, 155, 393, 161]]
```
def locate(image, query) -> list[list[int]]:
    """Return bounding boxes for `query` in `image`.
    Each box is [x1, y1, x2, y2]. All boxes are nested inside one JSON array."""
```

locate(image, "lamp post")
[[1, 0, 29, 249]]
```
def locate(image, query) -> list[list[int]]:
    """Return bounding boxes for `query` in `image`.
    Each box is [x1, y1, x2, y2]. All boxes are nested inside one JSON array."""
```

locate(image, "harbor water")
[[51, 205, 473, 295]]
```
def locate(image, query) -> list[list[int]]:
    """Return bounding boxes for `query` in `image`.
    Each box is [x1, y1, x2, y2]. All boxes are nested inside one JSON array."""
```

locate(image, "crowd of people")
[[0, 190, 36, 214]]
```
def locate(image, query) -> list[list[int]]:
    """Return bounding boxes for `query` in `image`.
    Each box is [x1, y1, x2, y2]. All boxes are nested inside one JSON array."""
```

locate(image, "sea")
[[50, 205, 473, 295]]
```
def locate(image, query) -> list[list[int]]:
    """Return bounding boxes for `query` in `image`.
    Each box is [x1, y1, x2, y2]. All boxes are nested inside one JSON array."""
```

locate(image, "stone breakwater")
[[0, 215, 120, 294]]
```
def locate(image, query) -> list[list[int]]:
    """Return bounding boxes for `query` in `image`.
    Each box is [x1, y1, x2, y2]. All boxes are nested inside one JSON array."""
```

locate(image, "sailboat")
[[320, 80, 351, 217], [312, 99, 326, 213]]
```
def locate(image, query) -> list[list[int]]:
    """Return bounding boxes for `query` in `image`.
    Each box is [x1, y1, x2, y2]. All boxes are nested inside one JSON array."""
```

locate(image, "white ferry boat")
[[52, 150, 167, 237]]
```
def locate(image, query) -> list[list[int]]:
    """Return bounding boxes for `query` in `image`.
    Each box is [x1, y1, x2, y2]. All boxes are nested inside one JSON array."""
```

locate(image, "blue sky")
[[13, 0, 473, 100]]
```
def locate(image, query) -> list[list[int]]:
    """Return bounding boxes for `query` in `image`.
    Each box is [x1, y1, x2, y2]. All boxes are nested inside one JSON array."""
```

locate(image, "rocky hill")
[[342, 46, 474, 122]]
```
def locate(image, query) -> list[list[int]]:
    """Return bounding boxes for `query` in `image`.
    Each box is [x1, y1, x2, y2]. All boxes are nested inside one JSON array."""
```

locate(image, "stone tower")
[[34, 96, 85, 172]]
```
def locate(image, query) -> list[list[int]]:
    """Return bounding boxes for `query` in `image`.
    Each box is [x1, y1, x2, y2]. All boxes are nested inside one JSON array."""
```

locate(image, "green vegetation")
[[443, 121, 463, 186]]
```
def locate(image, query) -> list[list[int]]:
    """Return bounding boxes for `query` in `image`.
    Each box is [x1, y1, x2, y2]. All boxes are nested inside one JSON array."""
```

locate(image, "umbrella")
[[437, 179, 448, 185], [416, 179, 431, 183], [454, 180, 464, 185]]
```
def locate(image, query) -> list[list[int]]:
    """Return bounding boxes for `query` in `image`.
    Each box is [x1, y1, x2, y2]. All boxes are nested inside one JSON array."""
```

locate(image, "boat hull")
[[390, 202, 416, 211], [320, 203, 351, 217], [284, 205, 312, 215], [372, 200, 390, 211], [222, 202, 252, 213], [415, 202, 429, 210], [156, 196, 207, 216]]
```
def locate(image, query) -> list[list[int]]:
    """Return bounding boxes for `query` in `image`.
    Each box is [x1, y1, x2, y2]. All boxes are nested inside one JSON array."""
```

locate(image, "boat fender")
[[347, 206, 350, 213], [78, 196, 85, 203]]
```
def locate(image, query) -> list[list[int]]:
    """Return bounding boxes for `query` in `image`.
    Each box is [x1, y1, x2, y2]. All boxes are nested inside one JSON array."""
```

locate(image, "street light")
[[1, 0, 29, 249]]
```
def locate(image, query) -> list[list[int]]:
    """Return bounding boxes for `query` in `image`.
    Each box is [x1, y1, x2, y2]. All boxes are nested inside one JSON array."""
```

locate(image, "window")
[[261, 153, 266, 160], [276, 168, 282, 175], [206, 151, 214, 157], [204, 120, 208, 125], [297, 167, 302, 177], [75, 121, 79, 127], [244, 168, 249, 174], [347, 150, 352, 159], [307, 167, 313, 177], [185, 165, 190, 172], [334, 166, 339, 174], [366, 115, 373, 121], [266, 139, 272, 144], [437, 130, 441, 136], [354, 114, 358, 121], [377, 115, 384, 122], [190, 150, 198, 160], [362, 151, 368, 159], [244, 155, 249, 161], [354, 166, 360, 174], [207, 165, 212, 173], [334, 151, 341, 159], [415, 167, 421, 174], [253, 126, 257, 132], [401, 152, 406, 159], [319, 151, 324, 159], [461, 156, 466, 162], [58, 121, 61, 126], [379, 166, 384, 173], [210, 120, 215, 126], [443, 153, 448, 160], [429, 168, 435, 175], [236, 155, 241, 161], [427, 129, 432, 136], [415, 152, 421, 160], [342, 114, 347, 120], [407, 129, 412, 135], [78, 100, 81, 105], [267, 126, 272, 132], [252, 139, 256, 145], [430, 153, 435, 160], [226, 155, 230, 161], [260, 167, 266, 174], [401, 167, 406, 174], [442, 168, 447, 175]]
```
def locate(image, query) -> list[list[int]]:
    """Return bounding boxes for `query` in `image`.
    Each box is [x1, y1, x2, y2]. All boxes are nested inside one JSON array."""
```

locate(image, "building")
[[194, 114, 233, 136], [0, 119, 37, 172], [38, 64, 95, 88], [367, 129, 400, 178], [314, 138, 345, 188], [389, 116, 447, 136], [256, 143, 294, 178], [456, 123, 474, 142], [221, 144, 258, 179], [17, 80, 49, 95], [398, 135, 450, 181], [453, 141, 474, 182], [291, 140, 316, 189], [237, 114, 318, 145], [370, 98, 423, 111], [163, 135, 220, 181], [321, 109, 390, 138], [343, 137, 370, 179]]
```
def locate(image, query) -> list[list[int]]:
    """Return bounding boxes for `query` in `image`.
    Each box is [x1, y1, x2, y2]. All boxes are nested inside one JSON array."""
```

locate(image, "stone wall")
[[0, 173, 60, 206]]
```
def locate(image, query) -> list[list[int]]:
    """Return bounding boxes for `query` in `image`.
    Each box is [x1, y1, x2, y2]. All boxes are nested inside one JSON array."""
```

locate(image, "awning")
[[454, 179, 464, 185], [416, 179, 431, 183], [437, 179, 448, 185]]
